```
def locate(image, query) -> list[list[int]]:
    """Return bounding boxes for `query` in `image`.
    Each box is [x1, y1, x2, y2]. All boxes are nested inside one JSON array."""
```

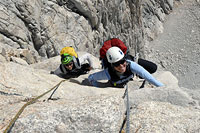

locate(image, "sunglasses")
[[112, 59, 126, 67], [65, 62, 73, 67]]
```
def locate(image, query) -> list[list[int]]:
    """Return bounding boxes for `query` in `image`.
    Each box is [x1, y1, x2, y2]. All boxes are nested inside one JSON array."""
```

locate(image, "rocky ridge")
[[0, 0, 175, 62], [1, 0, 200, 132]]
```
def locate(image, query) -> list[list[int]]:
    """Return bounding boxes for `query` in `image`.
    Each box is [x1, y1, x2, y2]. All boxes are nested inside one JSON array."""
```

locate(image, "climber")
[[51, 46, 93, 79], [88, 46, 164, 88], [99, 38, 158, 75]]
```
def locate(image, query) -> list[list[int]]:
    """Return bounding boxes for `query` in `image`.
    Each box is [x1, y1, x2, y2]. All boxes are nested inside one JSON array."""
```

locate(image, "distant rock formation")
[[0, 0, 175, 63]]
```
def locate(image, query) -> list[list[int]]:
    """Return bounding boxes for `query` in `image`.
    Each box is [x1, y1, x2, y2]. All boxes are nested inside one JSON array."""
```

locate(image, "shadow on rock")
[[69, 78, 113, 88]]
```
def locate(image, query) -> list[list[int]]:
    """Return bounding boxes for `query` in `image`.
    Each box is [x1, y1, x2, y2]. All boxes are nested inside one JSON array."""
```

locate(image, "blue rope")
[[125, 84, 130, 133]]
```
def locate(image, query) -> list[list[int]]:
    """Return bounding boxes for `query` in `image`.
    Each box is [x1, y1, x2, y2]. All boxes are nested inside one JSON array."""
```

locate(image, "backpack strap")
[[125, 52, 140, 63], [108, 61, 133, 87], [72, 56, 81, 69]]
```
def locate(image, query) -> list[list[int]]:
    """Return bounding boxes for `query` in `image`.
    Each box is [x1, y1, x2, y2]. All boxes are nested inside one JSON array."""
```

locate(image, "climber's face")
[[65, 62, 73, 70], [113, 59, 127, 73]]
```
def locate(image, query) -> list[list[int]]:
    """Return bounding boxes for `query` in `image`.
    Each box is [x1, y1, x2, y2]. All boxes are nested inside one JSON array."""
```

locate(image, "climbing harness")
[[3, 79, 67, 133]]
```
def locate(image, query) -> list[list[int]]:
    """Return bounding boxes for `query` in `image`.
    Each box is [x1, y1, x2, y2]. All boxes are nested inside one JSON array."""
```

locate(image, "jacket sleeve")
[[52, 65, 65, 77], [79, 53, 94, 68], [129, 61, 164, 87], [88, 69, 110, 87]]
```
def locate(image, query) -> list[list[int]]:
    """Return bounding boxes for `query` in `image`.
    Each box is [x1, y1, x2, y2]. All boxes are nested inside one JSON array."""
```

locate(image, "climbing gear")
[[3, 79, 67, 133], [47, 83, 60, 101], [60, 46, 80, 68], [72, 56, 81, 69], [100, 38, 127, 68], [125, 84, 130, 133], [60, 46, 78, 58], [59, 62, 90, 79], [106, 47, 124, 63], [108, 61, 133, 88], [61, 53, 73, 65], [119, 84, 131, 133], [100, 38, 127, 60]]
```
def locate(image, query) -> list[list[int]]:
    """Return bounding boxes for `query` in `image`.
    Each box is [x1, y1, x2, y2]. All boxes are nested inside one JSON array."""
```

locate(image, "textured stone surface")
[[130, 101, 200, 133], [1, 0, 200, 132], [0, 0, 173, 62], [1, 57, 200, 132], [11, 95, 125, 133]]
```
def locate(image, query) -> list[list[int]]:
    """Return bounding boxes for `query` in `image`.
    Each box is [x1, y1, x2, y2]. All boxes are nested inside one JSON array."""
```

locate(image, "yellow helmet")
[[60, 46, 78, 58]]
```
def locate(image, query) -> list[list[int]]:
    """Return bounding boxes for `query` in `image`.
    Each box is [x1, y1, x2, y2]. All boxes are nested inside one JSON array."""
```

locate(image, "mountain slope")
[[146, 0, 200, 90]]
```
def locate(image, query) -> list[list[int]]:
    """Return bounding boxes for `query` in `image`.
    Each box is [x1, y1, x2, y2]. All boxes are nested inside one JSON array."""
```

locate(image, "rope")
[[119, 84, 131, 133], [119, 53, 141, 132], [119, 114, 127, 133], [3, 79, 67, 133], [47, 83, 60, 101], [125, 84, 130, 133]]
